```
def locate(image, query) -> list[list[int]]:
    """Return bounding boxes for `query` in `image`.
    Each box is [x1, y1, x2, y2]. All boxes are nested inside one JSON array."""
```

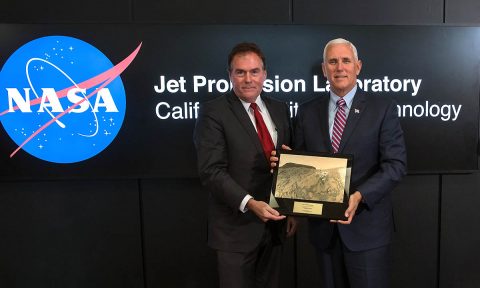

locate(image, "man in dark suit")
[[294, 38, 407, 288], [194, 42, 297, 288]]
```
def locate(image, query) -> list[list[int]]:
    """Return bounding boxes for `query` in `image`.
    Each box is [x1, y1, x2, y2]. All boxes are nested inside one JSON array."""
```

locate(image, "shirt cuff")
[[239, 194, 254, 212]]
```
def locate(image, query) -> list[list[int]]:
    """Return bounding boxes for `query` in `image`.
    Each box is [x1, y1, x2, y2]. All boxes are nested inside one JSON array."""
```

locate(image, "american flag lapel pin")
[[354, 109, 360, 114]]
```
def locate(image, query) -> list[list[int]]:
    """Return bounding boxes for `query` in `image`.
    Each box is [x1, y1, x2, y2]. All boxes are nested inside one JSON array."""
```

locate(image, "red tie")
[[250, 103, 275, 160], [332, 98, 346, 153]]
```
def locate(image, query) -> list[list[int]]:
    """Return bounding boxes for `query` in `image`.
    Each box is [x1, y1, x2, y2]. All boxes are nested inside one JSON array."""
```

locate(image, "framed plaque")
[[271, 150, 353, 220]]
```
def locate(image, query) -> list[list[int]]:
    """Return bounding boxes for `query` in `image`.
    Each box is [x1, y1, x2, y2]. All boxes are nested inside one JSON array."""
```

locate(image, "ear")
[[322, 63, 327, 77], [355, 60, 362, 76]]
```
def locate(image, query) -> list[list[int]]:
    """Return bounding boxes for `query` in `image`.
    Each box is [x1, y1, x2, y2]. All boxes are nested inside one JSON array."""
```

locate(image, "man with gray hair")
[[294, 38, 407, 287]]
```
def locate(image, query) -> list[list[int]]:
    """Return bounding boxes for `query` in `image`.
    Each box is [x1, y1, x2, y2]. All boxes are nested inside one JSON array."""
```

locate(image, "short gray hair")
[[323, 38, 359, 61]]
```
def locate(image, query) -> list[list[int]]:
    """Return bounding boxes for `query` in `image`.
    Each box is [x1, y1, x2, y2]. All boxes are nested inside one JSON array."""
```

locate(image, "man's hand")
[[270, 144, 292, 172], [247, 199, 286, 222], [331, 191, 363, 225], [286, 216, 298, 237]]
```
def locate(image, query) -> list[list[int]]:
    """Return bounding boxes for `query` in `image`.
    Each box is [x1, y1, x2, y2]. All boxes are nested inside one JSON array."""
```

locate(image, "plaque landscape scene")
[[272, 151, 352, 219]]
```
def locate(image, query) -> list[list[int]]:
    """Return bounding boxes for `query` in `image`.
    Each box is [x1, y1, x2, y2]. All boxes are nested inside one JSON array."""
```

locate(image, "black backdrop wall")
[[1, 1, 480, 288]]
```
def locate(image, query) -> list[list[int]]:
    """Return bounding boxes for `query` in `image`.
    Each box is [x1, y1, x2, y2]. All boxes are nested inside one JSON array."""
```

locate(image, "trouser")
[[315, 225, 391, 288], [216, 228, 282, 288]]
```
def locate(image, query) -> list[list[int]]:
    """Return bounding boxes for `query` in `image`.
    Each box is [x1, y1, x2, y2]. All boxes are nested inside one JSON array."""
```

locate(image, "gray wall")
[[1, 0, 480, 287]]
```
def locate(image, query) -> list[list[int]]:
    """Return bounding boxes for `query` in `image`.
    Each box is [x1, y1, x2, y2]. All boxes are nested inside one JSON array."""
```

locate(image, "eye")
[[234, 70, 245, 77], [251, 69, 261, 77]]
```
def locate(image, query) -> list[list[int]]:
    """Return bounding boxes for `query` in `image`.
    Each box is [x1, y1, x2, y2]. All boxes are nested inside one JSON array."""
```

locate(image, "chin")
[[237, 94, 257, 103], [333, 83, 351, 90], [243, 93, 259, 99]]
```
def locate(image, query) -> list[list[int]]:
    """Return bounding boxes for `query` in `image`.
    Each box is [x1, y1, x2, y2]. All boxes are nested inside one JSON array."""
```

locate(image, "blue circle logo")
[[0, 36, 139, 163]]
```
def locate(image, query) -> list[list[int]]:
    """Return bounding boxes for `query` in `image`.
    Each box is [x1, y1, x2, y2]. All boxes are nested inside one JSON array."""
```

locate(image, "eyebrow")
[[233, 68, 262, 72], [328, 57, 353, 62]]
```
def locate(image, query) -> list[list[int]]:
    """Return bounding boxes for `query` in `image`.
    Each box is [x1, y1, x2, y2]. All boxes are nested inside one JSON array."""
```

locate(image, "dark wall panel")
[[0, 180, 144, 288], [0, 0, 131, 23], [141, 179, 217, 288], [446, 0, 480, 23], [440, 172, 480, 288], [134, 0, 291, 23], [391, 175, 439, 288], [293, 0, 443, 24]]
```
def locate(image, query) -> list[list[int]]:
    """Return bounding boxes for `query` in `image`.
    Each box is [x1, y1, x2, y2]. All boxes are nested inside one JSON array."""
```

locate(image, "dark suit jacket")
[[295, 89, 407, 252], [194, 92, 292, 253]]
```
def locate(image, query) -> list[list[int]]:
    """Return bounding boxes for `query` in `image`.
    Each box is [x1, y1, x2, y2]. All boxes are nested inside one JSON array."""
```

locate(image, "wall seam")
[[290, 0, 294, 23], [436, 174, 442, 288], [138, 179, 148, 288], [130, 0, 135, 23], [443, 0, 446, 23]]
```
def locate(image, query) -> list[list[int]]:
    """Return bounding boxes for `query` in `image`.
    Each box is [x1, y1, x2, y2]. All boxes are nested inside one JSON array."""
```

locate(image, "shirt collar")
[[240, 95, 266, 112], [330, 85, 357, 109]]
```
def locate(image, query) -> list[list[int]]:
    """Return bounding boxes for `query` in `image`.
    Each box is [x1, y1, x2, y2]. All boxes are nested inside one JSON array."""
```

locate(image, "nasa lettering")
[[0, 36, 140, 163]]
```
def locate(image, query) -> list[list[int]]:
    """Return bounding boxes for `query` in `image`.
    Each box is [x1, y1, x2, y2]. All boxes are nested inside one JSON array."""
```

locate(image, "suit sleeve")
[[280, 102, 294, 148], [293, 105, 306, 151], [357, 100, 407, 209], [193, 103, 249, 210]]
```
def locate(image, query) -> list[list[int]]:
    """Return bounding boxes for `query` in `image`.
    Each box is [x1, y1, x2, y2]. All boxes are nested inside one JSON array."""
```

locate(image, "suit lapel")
[[339, 91, 367, 152], [317, 96, 333, 152], [227, 93, 265, 156], [263, 96, 283, 148]]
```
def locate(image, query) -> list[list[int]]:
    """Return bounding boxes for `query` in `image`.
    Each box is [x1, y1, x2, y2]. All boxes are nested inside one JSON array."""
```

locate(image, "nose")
[[244, 72, 252, 82], [335, 61, 344, 71]]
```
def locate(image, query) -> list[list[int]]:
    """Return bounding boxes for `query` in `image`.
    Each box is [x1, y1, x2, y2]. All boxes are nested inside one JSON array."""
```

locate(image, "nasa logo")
[[0, 36, 141, 163]]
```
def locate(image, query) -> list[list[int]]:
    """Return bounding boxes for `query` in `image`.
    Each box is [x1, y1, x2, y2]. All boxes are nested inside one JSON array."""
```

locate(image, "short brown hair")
[[228, 42, 266, 71]]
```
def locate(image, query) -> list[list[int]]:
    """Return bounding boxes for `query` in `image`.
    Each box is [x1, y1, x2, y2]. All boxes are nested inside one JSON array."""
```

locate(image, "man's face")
[[229, 52, 266, 103], [322, 43, 362, 97]]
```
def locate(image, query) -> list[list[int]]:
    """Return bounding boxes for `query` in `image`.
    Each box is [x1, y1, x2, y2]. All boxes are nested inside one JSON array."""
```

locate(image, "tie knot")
[[250, 103, 259, 111], [337, 98, 346, 108]]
